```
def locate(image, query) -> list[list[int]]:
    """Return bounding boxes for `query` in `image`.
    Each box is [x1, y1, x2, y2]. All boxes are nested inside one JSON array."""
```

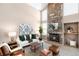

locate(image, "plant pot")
[[39, 37, 42, 41]]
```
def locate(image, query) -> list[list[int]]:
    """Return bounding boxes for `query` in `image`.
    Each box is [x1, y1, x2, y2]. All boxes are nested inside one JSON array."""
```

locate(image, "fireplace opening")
[[49, 33, 60, 42]]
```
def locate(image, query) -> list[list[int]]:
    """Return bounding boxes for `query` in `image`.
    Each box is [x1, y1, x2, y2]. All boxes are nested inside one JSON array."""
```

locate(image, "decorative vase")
[[39, 37, 42, 41], [67, 30, 71, 33]]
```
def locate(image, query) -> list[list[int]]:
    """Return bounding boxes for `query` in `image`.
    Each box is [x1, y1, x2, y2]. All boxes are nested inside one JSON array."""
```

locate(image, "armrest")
[[10, 48, 24, 56], [0, 43, 11, 52], [10, 47, 22, 53]]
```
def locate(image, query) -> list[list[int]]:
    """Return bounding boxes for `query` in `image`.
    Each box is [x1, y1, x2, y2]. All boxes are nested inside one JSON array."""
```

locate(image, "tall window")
[[41, 8, 47, 35]]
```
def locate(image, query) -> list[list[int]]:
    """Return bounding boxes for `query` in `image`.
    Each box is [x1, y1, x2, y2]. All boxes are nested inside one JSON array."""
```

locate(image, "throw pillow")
[[26, 34, 30, 41], [8, 42, 18, 50], [31, 34, 36, 39], [26, 34, 32, 42], [19, 35, 25, 41]]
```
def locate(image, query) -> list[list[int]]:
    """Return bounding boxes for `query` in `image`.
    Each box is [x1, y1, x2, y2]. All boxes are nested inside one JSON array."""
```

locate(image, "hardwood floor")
[[45, 40, 79, 56], [23, 40, 79, 56]]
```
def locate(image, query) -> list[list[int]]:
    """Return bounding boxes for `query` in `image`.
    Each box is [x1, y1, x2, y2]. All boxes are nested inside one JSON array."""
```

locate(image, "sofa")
[[16, 34, 39, 48]]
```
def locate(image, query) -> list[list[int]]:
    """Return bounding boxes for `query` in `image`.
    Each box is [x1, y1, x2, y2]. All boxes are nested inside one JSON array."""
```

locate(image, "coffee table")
[[30, 42, 41, 52]]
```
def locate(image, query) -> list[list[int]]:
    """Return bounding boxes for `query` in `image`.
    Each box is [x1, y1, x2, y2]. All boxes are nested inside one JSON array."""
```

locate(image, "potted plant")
[[39, 26, 43, 41]]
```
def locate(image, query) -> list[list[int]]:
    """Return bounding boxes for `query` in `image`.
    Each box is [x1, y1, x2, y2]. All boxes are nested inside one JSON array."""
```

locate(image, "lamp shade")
[[8, 32, 16, 37]]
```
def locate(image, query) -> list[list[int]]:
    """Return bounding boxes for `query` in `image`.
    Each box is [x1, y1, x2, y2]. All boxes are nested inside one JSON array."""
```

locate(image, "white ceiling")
[[28, 3, 79, 16], [28, 3, 48, 11]]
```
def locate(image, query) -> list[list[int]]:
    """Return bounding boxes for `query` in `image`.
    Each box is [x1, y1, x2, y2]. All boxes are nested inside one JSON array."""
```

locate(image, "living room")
[[0, 3, 79, 56]]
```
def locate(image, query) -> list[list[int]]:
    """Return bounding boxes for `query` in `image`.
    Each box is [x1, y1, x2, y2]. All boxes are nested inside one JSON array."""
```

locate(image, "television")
[[53, 23, 58, 30], [48, 23, 59, 30]]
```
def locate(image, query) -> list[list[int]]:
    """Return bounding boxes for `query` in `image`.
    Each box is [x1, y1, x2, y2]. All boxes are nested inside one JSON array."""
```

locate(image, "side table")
[[38, 40, 44, 49]]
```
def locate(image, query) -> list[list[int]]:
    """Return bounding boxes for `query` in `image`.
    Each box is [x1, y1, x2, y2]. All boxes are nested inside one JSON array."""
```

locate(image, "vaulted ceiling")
[[28, 3, 48, 11], [28, 3, 79, 16]]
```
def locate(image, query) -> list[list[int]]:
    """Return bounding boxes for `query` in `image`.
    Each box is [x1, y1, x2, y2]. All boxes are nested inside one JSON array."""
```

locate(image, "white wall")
[[63, 3, 79, 23], [64, 3, 78, 16], [63, 13, 79, 23], [0, 3, 40, 43]]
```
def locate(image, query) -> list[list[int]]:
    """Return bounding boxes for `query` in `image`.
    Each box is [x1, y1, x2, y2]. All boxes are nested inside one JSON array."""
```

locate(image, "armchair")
[[0, 43, 23, 56]]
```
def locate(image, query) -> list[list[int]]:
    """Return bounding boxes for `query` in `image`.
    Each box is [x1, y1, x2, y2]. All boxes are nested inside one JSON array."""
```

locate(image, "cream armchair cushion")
[[16, 37, 29, 47], [32, 39, 39, 42]]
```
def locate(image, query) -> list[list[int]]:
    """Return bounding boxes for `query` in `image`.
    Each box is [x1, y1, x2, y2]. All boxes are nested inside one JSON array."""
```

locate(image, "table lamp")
[[8, 32, 16, 41]]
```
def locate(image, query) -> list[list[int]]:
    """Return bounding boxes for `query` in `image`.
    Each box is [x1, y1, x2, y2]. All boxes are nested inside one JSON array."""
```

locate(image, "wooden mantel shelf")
[[64, 32, 78, 34]]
